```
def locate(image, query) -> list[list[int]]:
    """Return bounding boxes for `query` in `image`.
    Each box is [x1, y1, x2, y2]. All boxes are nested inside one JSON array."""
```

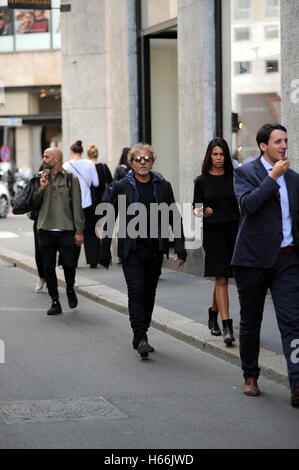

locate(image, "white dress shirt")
[[261, 156, 293, 248]]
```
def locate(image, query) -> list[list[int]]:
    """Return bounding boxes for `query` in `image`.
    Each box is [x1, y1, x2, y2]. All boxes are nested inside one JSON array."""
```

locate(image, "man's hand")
[[203, 206, 213, 217], [193, 206, 213, 217], [269, 159, 290, 180], [75, 234, 84, 246], [39, 174, 49, 191]]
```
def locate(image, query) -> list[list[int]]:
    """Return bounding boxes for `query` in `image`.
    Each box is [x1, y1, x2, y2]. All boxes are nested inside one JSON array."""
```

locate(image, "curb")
[[0, 245, 289, 388]]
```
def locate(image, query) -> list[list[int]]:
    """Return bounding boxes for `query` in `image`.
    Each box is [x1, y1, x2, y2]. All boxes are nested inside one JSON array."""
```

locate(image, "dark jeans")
[[234, 250, 299, 390], [38, 230, 76, 300], [122, 251, 164, 344]]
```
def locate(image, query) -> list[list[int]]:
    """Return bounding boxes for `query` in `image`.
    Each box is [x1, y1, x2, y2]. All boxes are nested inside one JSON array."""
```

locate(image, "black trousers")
[[234, 250, 299, 390], [71, 206, 101, 267], [83, 205, 101, 265], [38, 230, 76, 300], [33, 221, 44, 279], [122, 251, 164, 344]]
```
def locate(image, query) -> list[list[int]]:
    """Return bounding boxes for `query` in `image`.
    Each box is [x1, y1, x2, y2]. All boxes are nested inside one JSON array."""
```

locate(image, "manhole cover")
[[0, 397, 128, 424]]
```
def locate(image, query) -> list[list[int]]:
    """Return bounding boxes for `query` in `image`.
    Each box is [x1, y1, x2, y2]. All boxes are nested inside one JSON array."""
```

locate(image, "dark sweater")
[[193, 173, 239, 224], [135, 177, 160, 257]]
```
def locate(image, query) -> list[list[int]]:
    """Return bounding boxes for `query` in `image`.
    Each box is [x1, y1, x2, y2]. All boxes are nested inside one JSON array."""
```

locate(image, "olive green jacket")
[[32, 170, 85, 234]]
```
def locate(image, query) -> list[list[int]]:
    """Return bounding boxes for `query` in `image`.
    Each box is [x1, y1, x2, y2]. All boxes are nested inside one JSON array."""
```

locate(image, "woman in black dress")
[[86, 144, 113, 268], [193, 137, 239, 346]]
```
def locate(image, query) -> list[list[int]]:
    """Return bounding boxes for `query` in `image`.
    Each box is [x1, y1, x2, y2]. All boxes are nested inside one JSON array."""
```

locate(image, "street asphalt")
[[0, 213, 288, 388], [0, 258, 299, 449]]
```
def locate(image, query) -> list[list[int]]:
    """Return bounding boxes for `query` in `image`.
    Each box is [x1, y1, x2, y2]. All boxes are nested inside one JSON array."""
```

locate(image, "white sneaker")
[[35, 279, 46, 293]]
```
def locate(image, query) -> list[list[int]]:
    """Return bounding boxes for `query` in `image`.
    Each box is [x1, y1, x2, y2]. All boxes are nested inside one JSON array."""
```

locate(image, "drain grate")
[[0, 397, 128, 425]]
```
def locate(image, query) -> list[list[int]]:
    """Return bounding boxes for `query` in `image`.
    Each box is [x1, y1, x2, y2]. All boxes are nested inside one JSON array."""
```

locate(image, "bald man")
[[31, 148, 85, 315]]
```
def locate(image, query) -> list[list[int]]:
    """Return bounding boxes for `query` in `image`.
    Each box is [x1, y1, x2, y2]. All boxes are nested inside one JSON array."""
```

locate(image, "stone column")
[[281, 0, 299, 170], [61, 0, 107, 161], [177, 0, 216, 275], [61, 0, 138, 170], [177, 0, 216, 205]]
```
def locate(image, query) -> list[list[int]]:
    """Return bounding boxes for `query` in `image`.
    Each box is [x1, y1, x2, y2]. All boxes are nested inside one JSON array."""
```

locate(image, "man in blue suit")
[[232, 123, 299, 407]]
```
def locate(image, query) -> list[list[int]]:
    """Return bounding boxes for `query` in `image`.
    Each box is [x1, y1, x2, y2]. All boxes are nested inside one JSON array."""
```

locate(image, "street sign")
[[7, 0, 51, 9], [0, 146, 11, 162], [0, 118, 22, 127]]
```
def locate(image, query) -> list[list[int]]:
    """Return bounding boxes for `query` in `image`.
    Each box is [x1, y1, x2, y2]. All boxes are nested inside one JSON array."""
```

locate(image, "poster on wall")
[[15, 8, 49, 33], [0, 7, 14, 35], [8, 0, 51, 9]]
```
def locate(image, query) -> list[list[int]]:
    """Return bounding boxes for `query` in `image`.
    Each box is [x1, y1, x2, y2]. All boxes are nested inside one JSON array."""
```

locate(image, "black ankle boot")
[[222, 319, 235, 347], [208, 308, 222, 336]]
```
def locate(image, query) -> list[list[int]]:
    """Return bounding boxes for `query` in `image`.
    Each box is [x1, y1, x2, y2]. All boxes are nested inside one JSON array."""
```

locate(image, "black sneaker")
[[47, 299, 62, 316], [67, 288, 78, 309], [137, 341, 151, 359], [133, 338, 155, 352]]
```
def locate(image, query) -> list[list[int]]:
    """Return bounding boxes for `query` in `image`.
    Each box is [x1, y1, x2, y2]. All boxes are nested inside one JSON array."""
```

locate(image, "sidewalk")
[[0, 244, 288, 387]]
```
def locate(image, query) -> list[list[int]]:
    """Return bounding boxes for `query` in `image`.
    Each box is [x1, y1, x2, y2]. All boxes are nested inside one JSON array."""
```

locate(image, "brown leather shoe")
[[243, 378, 260, 396], [291, 388, 299, 407]]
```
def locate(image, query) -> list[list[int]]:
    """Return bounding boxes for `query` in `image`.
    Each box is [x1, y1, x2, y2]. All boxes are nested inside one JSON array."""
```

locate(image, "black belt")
[[279, 245, 295, 254]]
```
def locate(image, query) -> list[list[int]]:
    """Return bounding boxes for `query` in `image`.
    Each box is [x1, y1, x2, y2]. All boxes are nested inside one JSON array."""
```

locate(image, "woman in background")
[[86, 143, 112, 267], [87, 143, 112, 207], [63, 140, 99, 268], [113, 147, 130, 181], [193, 137, 239, 347]]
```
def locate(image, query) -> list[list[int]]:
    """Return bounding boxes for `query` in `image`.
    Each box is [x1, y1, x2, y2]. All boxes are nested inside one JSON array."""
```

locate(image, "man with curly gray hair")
[[100, 143, 187, 359]]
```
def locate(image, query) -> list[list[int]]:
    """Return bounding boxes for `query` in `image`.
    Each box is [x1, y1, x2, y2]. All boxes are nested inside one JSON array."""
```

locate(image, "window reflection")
[[231, 0, 281, 163], [141, 0, 177, 29], [15, 9, 49, 34], [0, 3, 60, 53], [0, 7, 14, 36]]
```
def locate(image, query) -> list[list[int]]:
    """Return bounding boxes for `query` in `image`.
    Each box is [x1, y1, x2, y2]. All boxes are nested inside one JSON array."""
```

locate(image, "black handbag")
[[100, 183, 112, 203], [11, 179, 34, 215]]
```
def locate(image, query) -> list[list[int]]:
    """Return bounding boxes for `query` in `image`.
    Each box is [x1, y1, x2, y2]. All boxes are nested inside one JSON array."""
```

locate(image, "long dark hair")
[[201, 137, 233, 176], [119, 147, 130, 167]]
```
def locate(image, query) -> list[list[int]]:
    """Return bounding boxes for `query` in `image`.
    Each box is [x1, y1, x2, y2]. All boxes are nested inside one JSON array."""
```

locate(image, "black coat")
[[100, 171, 187, 265]]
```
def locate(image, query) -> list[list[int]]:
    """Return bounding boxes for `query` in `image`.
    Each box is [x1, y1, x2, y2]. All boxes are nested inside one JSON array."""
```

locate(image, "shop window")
[[224, 0, 281, 163], [0, 6, 14, 53], [0, 0, 61, 53], [15, 9, 50, 51]]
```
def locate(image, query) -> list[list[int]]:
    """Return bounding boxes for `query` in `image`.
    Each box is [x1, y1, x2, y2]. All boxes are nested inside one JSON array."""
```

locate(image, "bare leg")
[[215, 276, 229, 320], [212, 284, 218, 311]]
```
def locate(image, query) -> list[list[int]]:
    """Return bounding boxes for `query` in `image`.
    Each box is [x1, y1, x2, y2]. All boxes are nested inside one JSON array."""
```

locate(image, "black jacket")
[[100, 171, 187, 265]]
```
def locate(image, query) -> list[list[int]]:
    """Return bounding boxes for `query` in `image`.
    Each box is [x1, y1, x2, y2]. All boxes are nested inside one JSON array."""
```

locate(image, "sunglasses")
[[132, 156, 154, 163]]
